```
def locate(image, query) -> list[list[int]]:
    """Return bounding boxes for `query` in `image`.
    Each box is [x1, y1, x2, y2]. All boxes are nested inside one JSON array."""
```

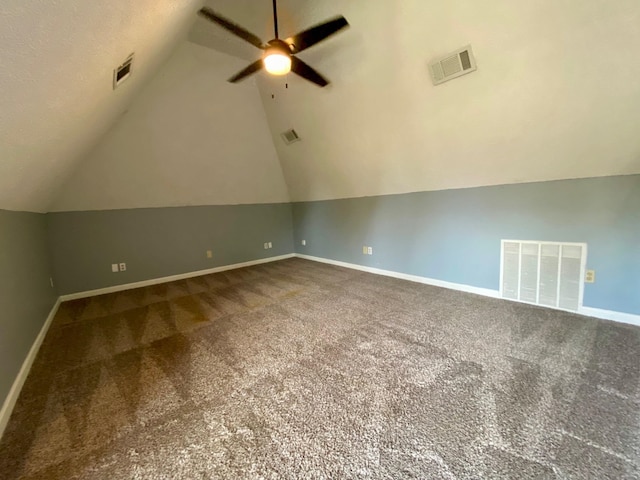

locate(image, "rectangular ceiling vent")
[[281, 129, 300, 145], [113, 53, 134, 89], [429, 45, 477, 85], [501, 240, 587, 312]]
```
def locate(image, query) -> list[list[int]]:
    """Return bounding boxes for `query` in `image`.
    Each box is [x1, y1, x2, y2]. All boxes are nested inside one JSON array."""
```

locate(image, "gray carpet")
[[1, 258, 639, 479]]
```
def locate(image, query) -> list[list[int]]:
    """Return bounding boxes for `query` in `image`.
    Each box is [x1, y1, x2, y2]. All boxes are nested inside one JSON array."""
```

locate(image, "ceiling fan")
[[198, 1, 349, 87]]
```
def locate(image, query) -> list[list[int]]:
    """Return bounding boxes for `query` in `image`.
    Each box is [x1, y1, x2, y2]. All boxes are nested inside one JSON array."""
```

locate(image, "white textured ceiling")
[[3, 1, 640, 211], [50, 41, 290, 211], [0, 0, 202, 212], [257, 0, 640, 201], [196, 0, 640, 202]]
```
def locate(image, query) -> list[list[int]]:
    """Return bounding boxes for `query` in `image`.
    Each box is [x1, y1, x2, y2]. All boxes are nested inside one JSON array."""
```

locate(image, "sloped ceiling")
[[0, 0, 202, 212], [4, 1, 640, 212], [51, 41, 290, 211], [198, 0, 640, 202]]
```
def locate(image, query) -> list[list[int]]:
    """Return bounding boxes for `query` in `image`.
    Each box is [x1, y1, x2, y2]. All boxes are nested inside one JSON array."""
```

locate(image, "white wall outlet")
[[206, 250, 213, 258], [268, 242, 273, 249], [362, 246, 368, 254], [119, 262, 127, 272], [585, 269, 596, 283], [367, 247, 373, 255], [111, 263, 119, 273], [301, 239, 306, 246], [264, 242, 269, 249]]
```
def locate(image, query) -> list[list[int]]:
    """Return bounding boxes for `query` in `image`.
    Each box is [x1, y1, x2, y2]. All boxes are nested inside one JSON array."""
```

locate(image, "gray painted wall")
[[293, 175, 640, 315], [0, 210, 57, 404], [48, 203, 294, 294]]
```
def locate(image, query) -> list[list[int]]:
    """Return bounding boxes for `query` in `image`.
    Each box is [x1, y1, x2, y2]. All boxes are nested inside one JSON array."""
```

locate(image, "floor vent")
[[501, 240, 587, 312], [281, 129, 300, 145], [429, 45, 477, 85], [113, 53, 134, 89]]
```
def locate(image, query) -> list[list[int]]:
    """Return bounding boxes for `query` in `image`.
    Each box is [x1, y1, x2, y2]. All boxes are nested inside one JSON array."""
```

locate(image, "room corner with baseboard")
[[0, 210, 59, 439], [1, 1, 640, 478]]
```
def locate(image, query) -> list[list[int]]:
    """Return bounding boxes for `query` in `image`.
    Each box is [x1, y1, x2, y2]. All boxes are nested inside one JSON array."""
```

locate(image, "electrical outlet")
[[206, 250, 212, 258], [585, 270, 596, 283], [111, 264, 119, 273], [367, 247, 373, 255], [363, 246, 368, 255], [264, 242, 269, 249], [119, 262, 127, 272], [301, 239, 306, 246], [268, 242, 273, 249]]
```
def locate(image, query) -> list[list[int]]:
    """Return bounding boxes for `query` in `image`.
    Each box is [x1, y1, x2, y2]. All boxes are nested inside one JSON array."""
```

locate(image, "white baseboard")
[[294, 254, 640, 327], [578, 307, 640, 327], [60, 254, 296, 301], [0, 298, 61, 441], [295, 254, 501, 298], [2, 252, 636, 443], [0, 254, 294, 440]]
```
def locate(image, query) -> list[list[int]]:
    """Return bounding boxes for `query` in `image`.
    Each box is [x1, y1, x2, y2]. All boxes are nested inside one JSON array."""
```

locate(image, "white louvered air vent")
[[429, 45, 477, 85], [501, 240, 587, 312], [281, 129, 300, 145]]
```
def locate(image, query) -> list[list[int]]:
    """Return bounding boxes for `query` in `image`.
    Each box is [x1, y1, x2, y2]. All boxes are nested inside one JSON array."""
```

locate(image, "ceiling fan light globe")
[[263, 52, 291, 75]]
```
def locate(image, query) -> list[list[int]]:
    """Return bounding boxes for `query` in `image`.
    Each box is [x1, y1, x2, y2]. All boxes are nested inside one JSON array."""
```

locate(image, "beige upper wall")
[[51, 42, 290, 211], [0, 0, 203, 212], [254, 0, 640, 201]]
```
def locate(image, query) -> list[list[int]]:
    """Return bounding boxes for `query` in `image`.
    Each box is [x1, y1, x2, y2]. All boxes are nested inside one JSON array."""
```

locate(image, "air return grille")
[[281, 129, 300, 145], [501, 240, 587, 312], [429, 45, 477, 85]]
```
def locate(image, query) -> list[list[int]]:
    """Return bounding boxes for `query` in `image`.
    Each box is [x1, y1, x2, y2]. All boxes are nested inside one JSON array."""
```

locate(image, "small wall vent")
[[113, 53, 134, 89], [500, 240, 587, 312], [429, 45, 477, 85], [281, 129, 300, 145]]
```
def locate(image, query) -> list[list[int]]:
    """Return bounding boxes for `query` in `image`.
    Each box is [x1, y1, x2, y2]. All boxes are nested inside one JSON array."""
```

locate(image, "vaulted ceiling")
[[2, 1, 640, 212], [255, 0, 640, 201], [0, 0, 202, 212]]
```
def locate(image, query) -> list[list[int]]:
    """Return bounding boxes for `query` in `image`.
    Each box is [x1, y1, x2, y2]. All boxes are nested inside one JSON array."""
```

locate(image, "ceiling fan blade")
[[290, 56, 329, 87], [198, 7, 265, 50], [285, 16, 349, 54], [228, 60, 264, 83]]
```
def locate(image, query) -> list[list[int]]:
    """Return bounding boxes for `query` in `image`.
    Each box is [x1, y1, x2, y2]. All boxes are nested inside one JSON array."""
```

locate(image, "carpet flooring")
[[0, 258, 639, 479]]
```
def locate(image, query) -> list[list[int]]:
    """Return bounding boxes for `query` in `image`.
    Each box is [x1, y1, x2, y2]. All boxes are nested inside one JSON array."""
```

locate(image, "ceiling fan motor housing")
[[263, 40, 292, 75], [197, 5, 349, 86], [268, 39, 292, 52]]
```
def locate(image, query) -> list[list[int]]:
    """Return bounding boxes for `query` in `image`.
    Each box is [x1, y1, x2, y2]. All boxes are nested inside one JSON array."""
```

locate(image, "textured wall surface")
[[48, 203, 294, 294], [0, 210, 57, 404], [293, 175, 640, 315]]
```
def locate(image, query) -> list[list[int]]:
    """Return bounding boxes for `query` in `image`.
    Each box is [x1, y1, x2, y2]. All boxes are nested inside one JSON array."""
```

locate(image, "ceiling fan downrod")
[[273, 0, 279, 39]]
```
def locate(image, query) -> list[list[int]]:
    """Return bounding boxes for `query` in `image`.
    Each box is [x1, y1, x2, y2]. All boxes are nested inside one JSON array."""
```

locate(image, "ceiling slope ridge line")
[[254, 80, 295, 203]]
